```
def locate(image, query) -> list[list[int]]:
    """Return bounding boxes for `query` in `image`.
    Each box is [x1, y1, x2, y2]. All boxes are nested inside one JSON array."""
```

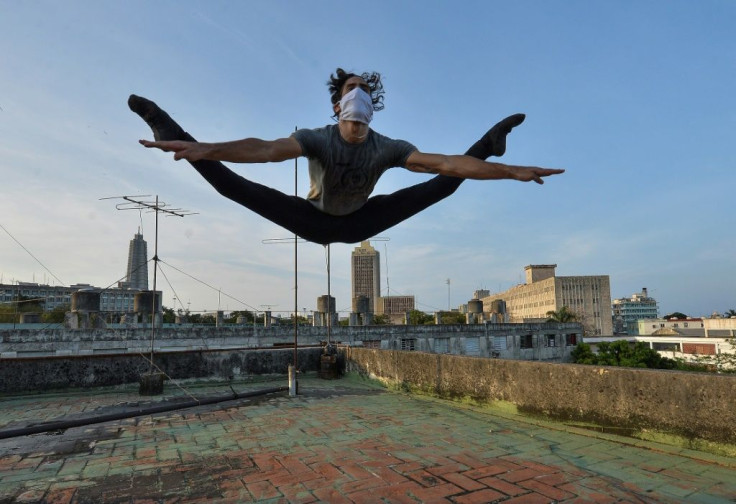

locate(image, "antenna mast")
[[101, 195, 196, 378]]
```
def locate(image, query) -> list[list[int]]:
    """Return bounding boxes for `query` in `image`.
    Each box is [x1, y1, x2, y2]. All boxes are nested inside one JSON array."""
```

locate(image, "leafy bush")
[[571, 341, 677, 369]]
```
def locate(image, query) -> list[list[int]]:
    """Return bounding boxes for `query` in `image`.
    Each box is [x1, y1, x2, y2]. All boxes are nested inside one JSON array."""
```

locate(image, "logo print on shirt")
[[337, 163, 369, 194]]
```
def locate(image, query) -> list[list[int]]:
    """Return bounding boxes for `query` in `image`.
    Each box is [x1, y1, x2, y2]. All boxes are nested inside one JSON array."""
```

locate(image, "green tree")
[[570, 342, 596, 364], [372, 314, 390, 325], [0, 302, 16, 323], [546, 306, 578, 323], [288, 313, 310, 325], [663, 312, 688, 320], [724, 309, 736, 318], [408, 310, 434, 325], [225, 310, 257, 324], [592, 341, 621, 366], [438, 311, 466, 325], [42, 303, 70, 323], [574, 340, 677, 369], [13, 295, 44, 314], [161, 306, 176, 323], [0, 295, 45, 323]]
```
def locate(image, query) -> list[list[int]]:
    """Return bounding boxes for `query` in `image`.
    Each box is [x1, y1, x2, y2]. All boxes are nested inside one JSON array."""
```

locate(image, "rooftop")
[[0, 374, 734, 503]]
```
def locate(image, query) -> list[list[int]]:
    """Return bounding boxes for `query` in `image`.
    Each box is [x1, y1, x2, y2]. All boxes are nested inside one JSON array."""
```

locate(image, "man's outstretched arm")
[[405, 151, 564, 184], [139, 137, 303, 164]]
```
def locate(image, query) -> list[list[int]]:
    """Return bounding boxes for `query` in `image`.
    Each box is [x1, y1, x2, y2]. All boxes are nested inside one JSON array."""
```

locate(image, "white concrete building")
[[703, 317, 736, 338], [481, 264, 613, 336], [637, 317, 705, 336]]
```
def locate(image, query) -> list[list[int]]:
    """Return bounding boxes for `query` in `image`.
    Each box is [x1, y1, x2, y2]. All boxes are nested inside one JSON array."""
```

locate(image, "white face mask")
[[339, 88, 373, 125]]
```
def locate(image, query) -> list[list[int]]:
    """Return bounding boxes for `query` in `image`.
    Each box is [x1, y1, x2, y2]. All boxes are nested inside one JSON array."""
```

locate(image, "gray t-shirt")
[[291, 124, 416, 216]]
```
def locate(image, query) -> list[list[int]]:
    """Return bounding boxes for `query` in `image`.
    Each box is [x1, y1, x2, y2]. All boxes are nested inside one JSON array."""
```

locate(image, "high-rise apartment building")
[[481, 264, 613, 336], [612, 288, 659, 334], [119, 231, 148, 291], [351, 241, 380, 313]]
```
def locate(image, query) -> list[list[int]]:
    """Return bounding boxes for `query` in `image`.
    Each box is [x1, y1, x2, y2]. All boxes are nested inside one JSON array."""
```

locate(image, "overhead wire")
[[0, 221, 66, 286], [158, 259, 260, 313], [156, 264, 211, 351], [1, 220, 266, 322]]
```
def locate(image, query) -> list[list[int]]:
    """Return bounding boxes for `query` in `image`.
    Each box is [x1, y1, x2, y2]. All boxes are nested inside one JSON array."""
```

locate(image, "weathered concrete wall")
[[1, 323, 581, 362], [0, 348, 322, 394], [344, 347, 736, 445]]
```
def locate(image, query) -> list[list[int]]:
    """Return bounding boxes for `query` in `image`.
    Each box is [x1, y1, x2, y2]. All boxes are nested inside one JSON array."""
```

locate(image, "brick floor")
[[0, 374, 734, 503]]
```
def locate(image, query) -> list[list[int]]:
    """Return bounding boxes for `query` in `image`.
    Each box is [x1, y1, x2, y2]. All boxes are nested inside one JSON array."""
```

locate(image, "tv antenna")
[[101, 195, 197, 375]]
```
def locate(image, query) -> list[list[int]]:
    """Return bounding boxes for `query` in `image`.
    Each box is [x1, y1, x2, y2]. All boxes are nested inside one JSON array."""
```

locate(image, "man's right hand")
[[139, 139, 210, 162]]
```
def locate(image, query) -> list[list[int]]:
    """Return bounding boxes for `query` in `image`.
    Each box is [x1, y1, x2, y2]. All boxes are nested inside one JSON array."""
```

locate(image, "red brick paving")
[[501, 467, 544, 483], [0, 375, 734, 503], [454, 488, 507, 503], [479, 476, 528, 496]]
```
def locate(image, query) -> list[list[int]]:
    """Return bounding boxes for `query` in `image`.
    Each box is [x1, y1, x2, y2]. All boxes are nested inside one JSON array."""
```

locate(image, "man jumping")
[[129, 68, 563, 244]]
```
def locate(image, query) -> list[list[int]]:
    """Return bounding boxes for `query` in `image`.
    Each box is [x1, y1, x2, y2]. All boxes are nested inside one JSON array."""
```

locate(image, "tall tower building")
[[121, 230, 148, 291], [351, 241, 380, 313]]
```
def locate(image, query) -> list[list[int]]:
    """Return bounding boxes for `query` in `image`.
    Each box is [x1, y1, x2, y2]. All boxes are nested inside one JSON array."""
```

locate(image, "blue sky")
[[1, 0, 734, 319]]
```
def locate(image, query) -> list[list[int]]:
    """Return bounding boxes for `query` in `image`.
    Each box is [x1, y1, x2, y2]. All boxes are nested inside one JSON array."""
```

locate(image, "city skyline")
[[1, 1, 734, 318], [1, 229, 726, 321]]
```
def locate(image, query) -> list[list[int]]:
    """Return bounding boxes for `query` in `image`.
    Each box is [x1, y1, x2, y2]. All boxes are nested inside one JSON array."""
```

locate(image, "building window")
[[545, 334, 557, 347], [520, 334, 533, 349], [465, 337, 480, 356], [493, 336, 505, 351], [565, 334, 578, 346], [434, 339, 449, 354], [363, 340, 381, 349], [400, 338, 416, 351]]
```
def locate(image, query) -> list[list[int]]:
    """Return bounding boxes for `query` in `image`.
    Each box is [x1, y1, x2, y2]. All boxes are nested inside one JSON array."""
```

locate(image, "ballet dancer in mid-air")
[[129, 67, 563, 245]]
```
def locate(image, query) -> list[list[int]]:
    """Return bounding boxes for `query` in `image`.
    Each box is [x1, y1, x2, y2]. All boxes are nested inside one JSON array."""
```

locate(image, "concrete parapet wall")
[[0, 348, 322, 394], [344, 348, 736, 445], [1, 323, 580, 362]]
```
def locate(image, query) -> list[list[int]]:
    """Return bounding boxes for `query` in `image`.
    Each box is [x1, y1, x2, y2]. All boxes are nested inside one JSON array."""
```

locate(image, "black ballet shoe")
[[482, 113, 526, 157], [128, 94, 187, 141]]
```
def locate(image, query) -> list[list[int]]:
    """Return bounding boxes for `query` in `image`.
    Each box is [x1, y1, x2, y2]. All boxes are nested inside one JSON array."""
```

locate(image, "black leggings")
[[181, 132, 490, 245]]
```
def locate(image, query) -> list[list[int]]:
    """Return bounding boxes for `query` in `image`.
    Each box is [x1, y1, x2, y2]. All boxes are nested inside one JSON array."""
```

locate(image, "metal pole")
[[13, 282, 18, 330], [293, 129, 298, 372], [327, 244, 331, 344], [447, 278, 450, 311], [149, 196, 160, 373]]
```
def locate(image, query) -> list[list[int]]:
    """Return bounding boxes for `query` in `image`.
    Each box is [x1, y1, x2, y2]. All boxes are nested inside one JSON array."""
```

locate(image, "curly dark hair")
[[328, 68, 385, 120]]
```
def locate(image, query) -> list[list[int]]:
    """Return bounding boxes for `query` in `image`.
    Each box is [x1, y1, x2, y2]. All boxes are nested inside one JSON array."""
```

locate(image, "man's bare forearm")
[[448, 156, 565, 184], [406, 152, 564, 184], [445, 155, 517, 179], [139, 136, 301, 163], [200, 138, 275, 163]]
